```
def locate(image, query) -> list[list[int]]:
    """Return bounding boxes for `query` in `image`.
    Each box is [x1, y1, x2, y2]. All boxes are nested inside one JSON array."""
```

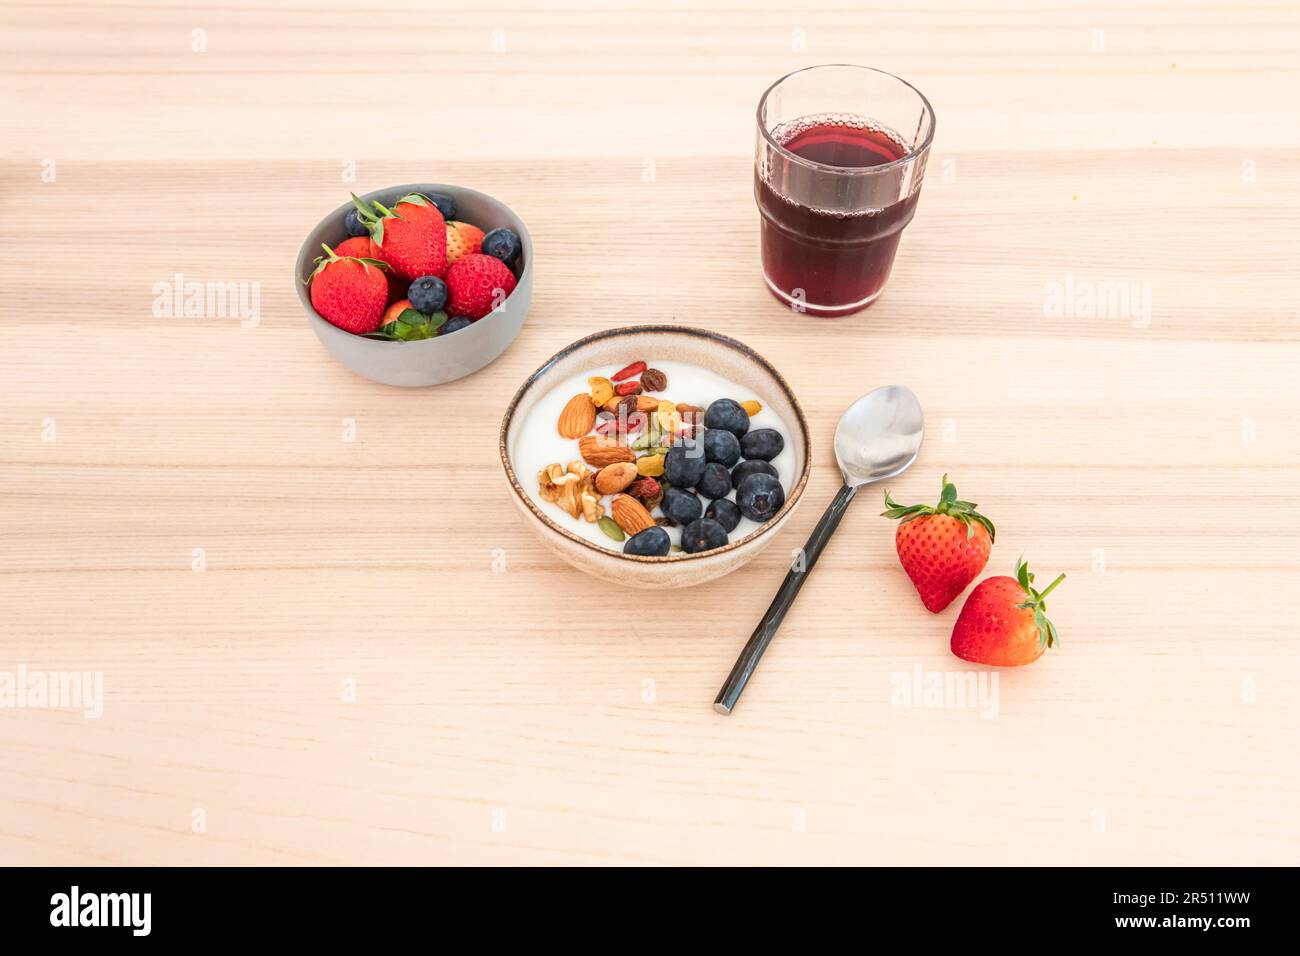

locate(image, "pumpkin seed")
[[597, 516, 625, 542]]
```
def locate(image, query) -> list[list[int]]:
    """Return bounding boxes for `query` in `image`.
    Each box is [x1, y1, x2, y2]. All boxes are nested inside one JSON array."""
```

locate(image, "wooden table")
[[2, 0, 1296, 866]]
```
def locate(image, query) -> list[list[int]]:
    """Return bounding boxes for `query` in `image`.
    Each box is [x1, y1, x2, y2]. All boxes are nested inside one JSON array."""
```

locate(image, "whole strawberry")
[[882, 474, 995, 612], [307, 243, 389, 335], [350, 192, 447, 280], [446, 253, 517, 320], [951, 558, 1065, 666], [446, 220, 484, 264]]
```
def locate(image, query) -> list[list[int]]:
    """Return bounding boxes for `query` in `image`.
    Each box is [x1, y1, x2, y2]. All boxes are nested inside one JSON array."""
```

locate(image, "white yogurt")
[[515, 359, 796, 552]]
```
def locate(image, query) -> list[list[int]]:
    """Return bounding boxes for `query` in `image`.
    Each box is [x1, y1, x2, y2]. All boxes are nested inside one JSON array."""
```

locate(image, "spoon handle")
[[714, 482, 859, 715]]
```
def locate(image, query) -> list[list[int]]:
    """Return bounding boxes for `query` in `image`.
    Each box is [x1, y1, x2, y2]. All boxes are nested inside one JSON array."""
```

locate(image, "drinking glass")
[[755, 64, 935, 316]]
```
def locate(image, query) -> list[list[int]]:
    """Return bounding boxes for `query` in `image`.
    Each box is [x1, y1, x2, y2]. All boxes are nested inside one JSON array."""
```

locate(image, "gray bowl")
[[294, 183, 532, 387]]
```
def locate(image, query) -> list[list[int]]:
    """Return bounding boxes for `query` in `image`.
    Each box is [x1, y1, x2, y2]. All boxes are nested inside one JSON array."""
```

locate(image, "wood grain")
[[1, 0, 1297, 865]]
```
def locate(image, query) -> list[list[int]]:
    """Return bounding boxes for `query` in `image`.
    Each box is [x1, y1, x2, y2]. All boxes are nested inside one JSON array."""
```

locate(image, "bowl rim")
[[295, 182, 532, 349], [499, 325, 812, 563]]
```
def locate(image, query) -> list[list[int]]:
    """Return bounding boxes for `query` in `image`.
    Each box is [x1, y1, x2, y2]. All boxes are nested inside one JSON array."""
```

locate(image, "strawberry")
[[386, 274, 411, 306], [882, 474, 995, 612], [307, 243, 389, 335], [381, 299, 413, 331], [446, 253, 517, 320], [445, 220, 484, 264], [376, 299, 447, 341], [334, 236, 379, 260], [350, 192, 447, 280], [951, 558, 1065, 666]]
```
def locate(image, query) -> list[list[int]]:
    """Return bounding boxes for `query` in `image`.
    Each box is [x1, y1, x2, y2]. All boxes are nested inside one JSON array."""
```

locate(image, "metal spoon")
[[714, 385, 925, 715]]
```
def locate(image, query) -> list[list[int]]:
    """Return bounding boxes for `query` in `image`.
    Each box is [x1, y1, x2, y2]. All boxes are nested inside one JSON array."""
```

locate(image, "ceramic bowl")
[[294, 183, 532, 387], [500, 325, 811, 588]]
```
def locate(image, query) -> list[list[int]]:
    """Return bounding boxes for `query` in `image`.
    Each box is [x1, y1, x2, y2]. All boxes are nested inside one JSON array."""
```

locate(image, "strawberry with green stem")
[[882, 474, 996, 612], [369, 298, 447, 341], [950, 557, 1065, 666], [307, 243, 390, 335], [349, 192, 447, 280]]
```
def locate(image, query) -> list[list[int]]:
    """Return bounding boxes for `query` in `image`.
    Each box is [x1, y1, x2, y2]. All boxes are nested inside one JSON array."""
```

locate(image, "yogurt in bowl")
[[500, 326, 810, 588]]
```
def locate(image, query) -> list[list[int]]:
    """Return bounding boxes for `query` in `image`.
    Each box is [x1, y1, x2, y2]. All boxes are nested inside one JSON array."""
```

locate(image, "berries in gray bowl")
[[344, 208, 369, 237], [481, 227, 522, 264], [408, 275, 448, 314]]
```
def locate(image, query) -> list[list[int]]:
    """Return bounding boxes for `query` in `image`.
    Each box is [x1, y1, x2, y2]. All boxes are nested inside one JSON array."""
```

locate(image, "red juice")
[[756, 115, 922, 316]]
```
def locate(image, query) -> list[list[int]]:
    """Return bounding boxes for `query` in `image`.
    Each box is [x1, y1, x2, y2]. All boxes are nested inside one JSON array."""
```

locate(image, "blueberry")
[[705, 498, 741, 533], [696, 462, 732, 500], [664, 439, 707, 488], [344, 208, 369, 237], [427, 193, 456, 221], [441, 316, 473, 334], [704, 398, 750, 438], [740, 428, 784, 462], [736, 473, 785, 522], [661, 487, 702, 526], [703, 428, 741, 467], [624, 526, 670, 557], [731, 459, 778, 487], [681, 518, 728, 554], [407, 275, 448, 314], [481, 227, 522, 263]]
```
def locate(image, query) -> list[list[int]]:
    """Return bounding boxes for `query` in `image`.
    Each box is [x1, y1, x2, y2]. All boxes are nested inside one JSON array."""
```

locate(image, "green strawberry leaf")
[[882, 474, 996, 542]]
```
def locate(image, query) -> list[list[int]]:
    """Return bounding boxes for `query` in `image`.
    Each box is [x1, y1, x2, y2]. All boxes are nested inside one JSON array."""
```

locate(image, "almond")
[[594, 461, 638, 495], [635, 394, 660, 412], [578, 434, 635, 467], [610, 494, 655, 536], [557, 393, 596, 438]]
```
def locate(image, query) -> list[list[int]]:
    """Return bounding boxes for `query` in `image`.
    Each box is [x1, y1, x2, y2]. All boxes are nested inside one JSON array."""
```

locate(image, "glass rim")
[[756, 63, 936, 176]]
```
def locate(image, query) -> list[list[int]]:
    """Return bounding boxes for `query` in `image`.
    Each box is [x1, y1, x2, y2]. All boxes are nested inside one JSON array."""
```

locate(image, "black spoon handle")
[[714, 482, 860, 715]]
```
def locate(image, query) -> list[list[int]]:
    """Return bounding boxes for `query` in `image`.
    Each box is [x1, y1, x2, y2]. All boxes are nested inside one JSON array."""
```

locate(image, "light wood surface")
[[2, 0, 1298, 866]]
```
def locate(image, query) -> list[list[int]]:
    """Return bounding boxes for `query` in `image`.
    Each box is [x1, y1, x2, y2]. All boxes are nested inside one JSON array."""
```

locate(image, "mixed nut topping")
[[535, 360, 788, 557]]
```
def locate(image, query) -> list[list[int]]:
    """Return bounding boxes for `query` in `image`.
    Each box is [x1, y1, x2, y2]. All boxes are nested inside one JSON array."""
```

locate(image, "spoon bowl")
[[835, 385, 925, 486]]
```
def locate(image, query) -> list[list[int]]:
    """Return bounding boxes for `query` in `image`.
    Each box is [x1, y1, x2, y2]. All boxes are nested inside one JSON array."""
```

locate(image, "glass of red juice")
[[755, 65, 935, 316]]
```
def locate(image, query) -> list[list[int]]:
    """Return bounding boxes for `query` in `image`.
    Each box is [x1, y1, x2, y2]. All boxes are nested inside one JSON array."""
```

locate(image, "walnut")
[[539, 461, 600, 521]]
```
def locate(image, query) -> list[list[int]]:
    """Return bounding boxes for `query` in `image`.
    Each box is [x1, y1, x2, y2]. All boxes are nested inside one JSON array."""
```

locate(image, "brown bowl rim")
[[498, 325, 812, 563]]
